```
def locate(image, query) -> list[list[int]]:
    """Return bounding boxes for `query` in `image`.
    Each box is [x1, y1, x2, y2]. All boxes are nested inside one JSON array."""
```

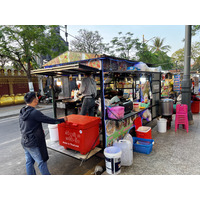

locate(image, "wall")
[[0, 69, 39, 96]]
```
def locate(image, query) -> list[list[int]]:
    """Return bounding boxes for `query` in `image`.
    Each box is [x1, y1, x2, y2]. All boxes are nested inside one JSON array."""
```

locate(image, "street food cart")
[[31, 51, 161, 159]]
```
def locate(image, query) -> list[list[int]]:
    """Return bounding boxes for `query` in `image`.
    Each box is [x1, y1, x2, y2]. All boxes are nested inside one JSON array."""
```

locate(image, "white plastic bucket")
[[114, 140, 133, 166], [157, 118, 167, 133], [48, 124, 59, 141], [104, 146, 122, 175]]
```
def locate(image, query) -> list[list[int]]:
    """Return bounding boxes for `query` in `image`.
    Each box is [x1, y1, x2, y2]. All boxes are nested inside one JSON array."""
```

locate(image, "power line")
[[59, 25, 80, 41]]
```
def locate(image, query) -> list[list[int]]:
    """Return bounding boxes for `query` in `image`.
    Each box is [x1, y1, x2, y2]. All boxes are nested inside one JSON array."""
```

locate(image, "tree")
[[150, 37, 171, 52], [109, 32, 139, 59], [70, 29, 108, 54], [171, 42, 200, 70], [153, 50, 173, 70], [0, 55, 10, 68], [171, 48, 184, 70], [135, 42, 157, 63], [135, 41, 173, 69], [191, 41, 200, 63], [0, 25, 68, 85], [192, 25, 200, 35]]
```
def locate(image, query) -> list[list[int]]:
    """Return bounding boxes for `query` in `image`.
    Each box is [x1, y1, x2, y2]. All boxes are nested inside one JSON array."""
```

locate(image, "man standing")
[[79, 72, 97, 116], [19, 92, 67, 175]]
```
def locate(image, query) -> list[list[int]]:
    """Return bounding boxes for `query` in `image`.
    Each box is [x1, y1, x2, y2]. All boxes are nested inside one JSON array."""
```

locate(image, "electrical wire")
[[59, 25, 81, 41]]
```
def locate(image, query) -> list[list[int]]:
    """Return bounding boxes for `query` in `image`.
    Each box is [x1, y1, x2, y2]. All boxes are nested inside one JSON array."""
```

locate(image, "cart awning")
[[31, 63, 100, 76]]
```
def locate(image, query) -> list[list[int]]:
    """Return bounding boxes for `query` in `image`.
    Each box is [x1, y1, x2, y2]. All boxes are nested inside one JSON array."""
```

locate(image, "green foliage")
[[135, 41, 173, 69], [150, 37, 171, 52], [171, 42, 200, 70], [135, 42, 156, 63], [192, 25, 200, 36], [0, 25, 68, 81], [171, 48, 184, 70], [109, 32, 139, 59], [153, 51, 173, 70]]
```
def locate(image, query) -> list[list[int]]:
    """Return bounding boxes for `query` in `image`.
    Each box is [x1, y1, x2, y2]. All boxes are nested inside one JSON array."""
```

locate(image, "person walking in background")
[[19, 92, 67, 175], [79, 72, 97, 116]]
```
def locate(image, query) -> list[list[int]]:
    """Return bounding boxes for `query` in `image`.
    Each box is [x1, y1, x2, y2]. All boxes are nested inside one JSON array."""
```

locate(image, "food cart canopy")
[[42, 51, 102, 68], [31, 63, 100, 76], [31, 51, 161, 76]]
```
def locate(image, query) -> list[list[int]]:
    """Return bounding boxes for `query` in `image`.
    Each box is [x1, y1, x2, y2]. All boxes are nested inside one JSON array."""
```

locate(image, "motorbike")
[[37, 90, 52, 104], [43, 92, 52, 104]]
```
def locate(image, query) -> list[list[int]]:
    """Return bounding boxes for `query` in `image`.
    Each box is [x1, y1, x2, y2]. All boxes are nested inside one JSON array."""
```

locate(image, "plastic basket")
[[107, 106, 125, 120], [133, 137, 154, 154]]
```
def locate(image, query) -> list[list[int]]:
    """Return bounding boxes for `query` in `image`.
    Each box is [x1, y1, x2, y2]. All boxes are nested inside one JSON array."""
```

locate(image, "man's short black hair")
[[118, 90, 123, 97], [24, 92, 36, 104]]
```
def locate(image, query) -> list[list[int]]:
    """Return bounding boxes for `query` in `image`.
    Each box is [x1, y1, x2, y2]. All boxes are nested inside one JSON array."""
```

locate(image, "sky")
[[60, 25, 200, 57]]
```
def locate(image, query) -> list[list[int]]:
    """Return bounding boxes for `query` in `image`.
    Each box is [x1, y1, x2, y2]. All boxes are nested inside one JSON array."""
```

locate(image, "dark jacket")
[[19, 106, 64, 162]]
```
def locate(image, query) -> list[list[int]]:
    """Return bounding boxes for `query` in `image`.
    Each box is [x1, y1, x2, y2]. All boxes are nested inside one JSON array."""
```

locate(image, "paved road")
[[0, 109, 103, 175]]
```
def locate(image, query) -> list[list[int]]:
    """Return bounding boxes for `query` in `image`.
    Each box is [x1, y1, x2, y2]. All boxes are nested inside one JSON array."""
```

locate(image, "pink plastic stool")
[[175, 104, 189, 133]]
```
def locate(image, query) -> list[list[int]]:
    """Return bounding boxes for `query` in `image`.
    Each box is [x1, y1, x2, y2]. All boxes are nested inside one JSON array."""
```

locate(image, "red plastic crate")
[[58, 114, 101, 155], [191, 101, 199, 113], [134, 117, 152, 139]]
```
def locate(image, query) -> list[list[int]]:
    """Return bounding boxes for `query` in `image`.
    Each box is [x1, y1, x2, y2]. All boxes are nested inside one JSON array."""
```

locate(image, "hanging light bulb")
[[140, 74, 146, 84], [57, 78, 62, 86]]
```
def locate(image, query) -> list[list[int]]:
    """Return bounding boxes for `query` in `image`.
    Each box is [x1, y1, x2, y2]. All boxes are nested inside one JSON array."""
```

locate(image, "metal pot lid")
[[161, 98, 173, 102]]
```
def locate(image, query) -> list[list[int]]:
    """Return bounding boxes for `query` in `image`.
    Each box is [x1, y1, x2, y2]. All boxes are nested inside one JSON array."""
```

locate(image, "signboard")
[[28, 82, 34, 92], [173, 75, 180, 92], [106, 117, 133, 146]]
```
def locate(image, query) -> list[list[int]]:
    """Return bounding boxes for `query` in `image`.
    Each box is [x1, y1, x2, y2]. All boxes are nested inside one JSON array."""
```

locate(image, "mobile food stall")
[[31, 51, 161, 160]]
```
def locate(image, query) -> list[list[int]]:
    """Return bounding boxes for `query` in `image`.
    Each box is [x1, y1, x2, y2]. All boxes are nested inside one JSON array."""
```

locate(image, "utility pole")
[[65, 25, 69, 50], [181, 25, 193, 124]]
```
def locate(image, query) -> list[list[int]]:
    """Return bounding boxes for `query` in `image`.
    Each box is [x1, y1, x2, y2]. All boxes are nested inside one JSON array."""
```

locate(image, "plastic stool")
[[175, 104, 188, 133]]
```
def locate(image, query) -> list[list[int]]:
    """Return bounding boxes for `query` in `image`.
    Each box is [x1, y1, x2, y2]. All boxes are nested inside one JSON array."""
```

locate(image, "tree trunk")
[[27, 62, 34, 92], [27, 62, 32, 82]]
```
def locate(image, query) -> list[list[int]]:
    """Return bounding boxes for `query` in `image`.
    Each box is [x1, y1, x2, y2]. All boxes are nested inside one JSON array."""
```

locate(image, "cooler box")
[[191, 101, 199, 113], [58, 114, 101, 155], [134, 117, 152, 139]]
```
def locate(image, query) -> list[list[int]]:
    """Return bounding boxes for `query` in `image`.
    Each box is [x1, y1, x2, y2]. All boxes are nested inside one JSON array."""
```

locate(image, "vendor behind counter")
[[109, 90, 123, 107]]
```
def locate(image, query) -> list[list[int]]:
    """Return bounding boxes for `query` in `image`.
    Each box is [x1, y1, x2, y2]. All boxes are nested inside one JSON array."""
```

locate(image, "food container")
[[133, 102, 140, 112], [161, 99, 173, 116]]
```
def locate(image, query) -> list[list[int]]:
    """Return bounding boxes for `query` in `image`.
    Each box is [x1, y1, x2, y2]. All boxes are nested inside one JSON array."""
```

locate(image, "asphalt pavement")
[[0, 103, 103, 175]]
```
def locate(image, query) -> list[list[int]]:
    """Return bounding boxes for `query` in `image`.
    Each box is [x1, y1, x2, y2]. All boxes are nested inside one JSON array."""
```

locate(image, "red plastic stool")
[[175, 104, 189, 133]]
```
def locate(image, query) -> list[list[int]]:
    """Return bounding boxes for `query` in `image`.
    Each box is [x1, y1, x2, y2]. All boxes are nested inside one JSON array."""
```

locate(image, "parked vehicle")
[[37, 90, 52, 104]]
